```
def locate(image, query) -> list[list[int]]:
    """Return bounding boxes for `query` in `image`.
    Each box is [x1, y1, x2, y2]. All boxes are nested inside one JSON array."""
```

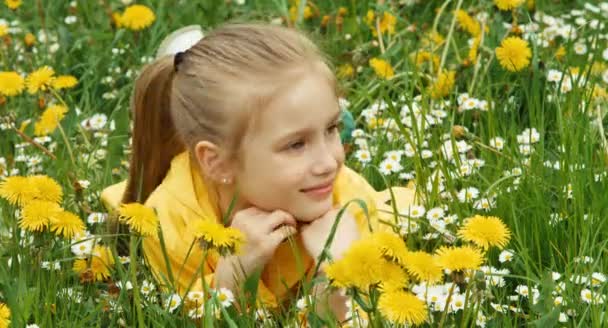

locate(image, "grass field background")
[[1, 0, 608, 327]]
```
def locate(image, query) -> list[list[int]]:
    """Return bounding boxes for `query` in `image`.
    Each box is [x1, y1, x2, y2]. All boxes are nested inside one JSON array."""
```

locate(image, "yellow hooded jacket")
[[101, 151, 416, 307]]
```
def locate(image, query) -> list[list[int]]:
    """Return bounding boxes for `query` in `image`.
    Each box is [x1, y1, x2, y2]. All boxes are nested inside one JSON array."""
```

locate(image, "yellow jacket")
[[101, 151, 416, 306]]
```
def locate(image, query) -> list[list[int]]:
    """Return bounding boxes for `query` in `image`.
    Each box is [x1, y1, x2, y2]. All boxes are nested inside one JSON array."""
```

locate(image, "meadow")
[[1, 0, 608, 327]]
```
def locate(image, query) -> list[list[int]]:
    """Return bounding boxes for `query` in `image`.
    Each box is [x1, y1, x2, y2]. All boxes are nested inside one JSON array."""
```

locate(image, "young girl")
[[101, 23, 415, 320]]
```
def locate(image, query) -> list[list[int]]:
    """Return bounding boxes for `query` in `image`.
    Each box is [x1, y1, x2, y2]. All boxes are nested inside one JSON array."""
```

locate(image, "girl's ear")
[[194, 140, 235, 184]]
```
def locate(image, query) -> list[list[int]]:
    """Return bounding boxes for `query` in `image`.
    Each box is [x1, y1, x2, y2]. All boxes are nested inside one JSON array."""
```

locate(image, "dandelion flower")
[[458, 215, 511, 249], [0, 302, 10, 328], [370, 231, 409, 266], [19, 200, 62, 232], [377, 260, 410, 292], [73, 245, 114, 282], [120, 5, 156, 31], [50, 210, 85, 239], [5, 0, 21, 10], [29, 175, 63, 204], [435, 245, 484, 271], [0, 71, 25, 96], [0, 24, 7, 37], [431, 70, 456, 99], [369, 58, 394, 80], [34, 105, 68, 136], [51, 75, 78, 90], [324, 239, 386, 290], [494, 0, 525, 11], [495, 37, 531, 72], [378, 290, 427, 326], [0, 176, 36, 205], [192, 220, 245, 255], [118, 203, 159, 236], [26, 66, 56, 94], [455, 10, 481, 37], [403, 251, 443, 283]]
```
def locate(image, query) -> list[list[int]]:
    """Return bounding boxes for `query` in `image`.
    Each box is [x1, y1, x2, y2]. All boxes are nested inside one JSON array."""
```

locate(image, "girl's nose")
[[312, 142, 339, 176]]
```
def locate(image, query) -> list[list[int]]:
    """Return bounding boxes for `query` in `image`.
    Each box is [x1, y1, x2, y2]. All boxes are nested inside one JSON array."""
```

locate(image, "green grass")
[[1, 0, 608, 327]]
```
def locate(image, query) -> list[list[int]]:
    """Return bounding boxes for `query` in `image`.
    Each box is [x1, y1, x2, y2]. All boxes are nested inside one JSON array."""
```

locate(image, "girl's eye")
[[327, 122, 340, 135], [287, 140, 305, 150]]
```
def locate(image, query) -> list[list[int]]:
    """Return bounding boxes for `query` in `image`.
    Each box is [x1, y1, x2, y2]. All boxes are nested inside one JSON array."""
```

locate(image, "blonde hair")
[[123, 23, 337, 203]]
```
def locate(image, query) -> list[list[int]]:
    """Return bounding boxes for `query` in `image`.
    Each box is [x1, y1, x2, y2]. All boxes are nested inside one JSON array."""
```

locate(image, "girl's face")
[[235, 70, 344, 222]]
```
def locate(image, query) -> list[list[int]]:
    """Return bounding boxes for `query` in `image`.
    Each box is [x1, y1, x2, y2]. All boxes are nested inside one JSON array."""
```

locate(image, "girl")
[[101, 23, 415, 320]]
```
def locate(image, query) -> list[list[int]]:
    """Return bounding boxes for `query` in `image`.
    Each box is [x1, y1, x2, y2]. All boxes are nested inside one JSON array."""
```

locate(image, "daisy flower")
[[499, 249, 515, 263], [118, 203, 159, 237], [164, 293, 182, 313], [214, 288, 235, 308]]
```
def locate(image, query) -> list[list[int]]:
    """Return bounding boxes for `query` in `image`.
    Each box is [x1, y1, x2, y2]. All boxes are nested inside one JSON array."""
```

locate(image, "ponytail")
[[122, 56, 186, 204]]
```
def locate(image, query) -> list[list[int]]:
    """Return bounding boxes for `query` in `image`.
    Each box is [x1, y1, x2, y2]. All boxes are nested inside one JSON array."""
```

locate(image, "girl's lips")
[[301, 183, 333, 198]]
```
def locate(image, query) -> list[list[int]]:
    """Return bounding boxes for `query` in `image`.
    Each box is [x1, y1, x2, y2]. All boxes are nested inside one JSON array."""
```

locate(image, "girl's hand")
[[215, 207, 297, 288], [299, 207, 361, 265]]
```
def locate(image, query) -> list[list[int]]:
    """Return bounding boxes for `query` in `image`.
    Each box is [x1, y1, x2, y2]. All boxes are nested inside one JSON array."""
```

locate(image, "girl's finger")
[[269, 225, 297, 245]]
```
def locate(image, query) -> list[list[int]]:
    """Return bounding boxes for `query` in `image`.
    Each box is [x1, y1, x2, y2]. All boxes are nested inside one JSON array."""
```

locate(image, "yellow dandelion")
[[26, 66, 56, 94], [118, 203, 159, 236], [494, 0, 525, 11], [369, 58, 394, 80], [24, 32, 36, 47], [19, 200, 62, 232], [378, 290, 427, 326], [0, 71, 25, 96], [430, 70, 456, 99], [29, 175, 63, 204], [337, 64, 354, 79], [403, 251, 443, 283], [410, 51, 440, 70], [370, 231, 409, 266], [377, 260, 410, 292], [377, 11, 397, 36], [192, 220, 245, 255], [73, 245, 114, 282], [455, 10, 481, 37], [34, 104, 68, 136], [0, 24, 7, 37], [120, 4, 156, 31], [0, 176, 36, 205], [50, 210, 85, 239], [5, 0, 20, 9], [324, 239, 386, 290], [51, 75, 78, 90], [495, 36, 532, 72], [555, 46, 566, 61], [435, 245, 484, 271], [458, 215, 511, 250], [0, 302, 10, 328]]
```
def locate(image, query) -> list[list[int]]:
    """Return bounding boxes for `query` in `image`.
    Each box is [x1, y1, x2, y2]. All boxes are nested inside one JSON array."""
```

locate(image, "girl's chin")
[[293, 202, 333, 222]]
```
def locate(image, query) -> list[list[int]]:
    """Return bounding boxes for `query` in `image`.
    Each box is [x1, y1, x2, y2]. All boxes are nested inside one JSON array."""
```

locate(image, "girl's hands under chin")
[[299, 206, 361, 265]]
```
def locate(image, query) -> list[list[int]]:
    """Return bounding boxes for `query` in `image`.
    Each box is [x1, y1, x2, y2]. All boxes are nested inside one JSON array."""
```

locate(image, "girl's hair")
[[123, 23, 337, 204]]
